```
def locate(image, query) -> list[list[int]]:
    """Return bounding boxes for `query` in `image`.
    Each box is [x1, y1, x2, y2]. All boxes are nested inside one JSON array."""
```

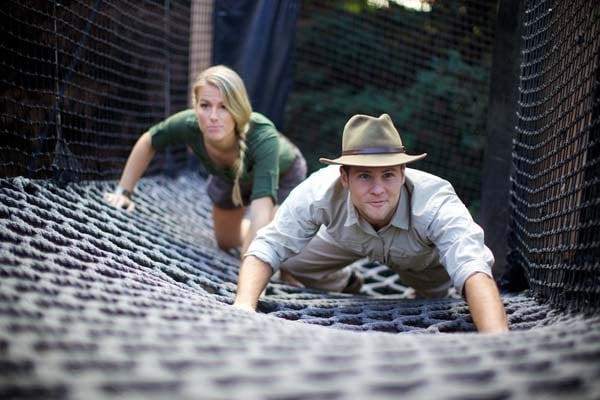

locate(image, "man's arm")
[[233, 255, 274, 312], [463, 272, 509, 333]]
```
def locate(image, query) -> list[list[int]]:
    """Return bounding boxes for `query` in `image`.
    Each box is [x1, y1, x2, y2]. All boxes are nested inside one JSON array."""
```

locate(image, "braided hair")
[[192, 66, 252, 206]]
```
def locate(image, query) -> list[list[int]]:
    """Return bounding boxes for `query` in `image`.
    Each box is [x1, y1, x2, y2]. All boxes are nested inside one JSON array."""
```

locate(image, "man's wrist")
[[115, 186, 134, 199]]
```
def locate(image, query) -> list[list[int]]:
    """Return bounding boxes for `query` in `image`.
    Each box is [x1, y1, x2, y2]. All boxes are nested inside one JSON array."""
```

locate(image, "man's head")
[[340, 165, 405, 230], [320, 113, 426, 229]]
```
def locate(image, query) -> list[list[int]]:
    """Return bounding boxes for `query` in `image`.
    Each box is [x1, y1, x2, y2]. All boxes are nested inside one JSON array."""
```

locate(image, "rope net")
[[0, 0, 193, 182], [508, 0, 600, 312], [1, 0, 600, 398]]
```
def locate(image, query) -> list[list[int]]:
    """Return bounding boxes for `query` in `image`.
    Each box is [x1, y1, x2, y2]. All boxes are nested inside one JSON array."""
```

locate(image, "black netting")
[[507, 0, 600, 312], [0, 0, 192, 182], [284, 0, 497, 217]]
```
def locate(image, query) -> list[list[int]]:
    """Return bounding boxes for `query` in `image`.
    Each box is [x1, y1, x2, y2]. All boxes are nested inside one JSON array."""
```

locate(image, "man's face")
[[340, 165, 405, 230]]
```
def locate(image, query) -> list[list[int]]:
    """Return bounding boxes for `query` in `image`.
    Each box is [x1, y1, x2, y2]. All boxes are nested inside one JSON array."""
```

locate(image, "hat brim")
[[319, 152, 427, 167]]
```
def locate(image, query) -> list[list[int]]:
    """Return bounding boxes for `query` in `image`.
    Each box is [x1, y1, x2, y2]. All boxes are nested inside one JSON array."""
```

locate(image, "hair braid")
[[231, 131, 248, 206]]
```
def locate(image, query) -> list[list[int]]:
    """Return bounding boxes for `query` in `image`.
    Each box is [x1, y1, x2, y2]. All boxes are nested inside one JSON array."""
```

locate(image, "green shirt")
[[149, 110, 296, 202]]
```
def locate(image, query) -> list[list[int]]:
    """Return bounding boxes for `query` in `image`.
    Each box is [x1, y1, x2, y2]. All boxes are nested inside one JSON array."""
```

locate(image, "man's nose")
[[371, 180, 385, 195]]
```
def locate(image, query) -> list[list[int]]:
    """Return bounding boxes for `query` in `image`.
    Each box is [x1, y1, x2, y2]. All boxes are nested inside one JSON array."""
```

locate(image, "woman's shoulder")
[[247, 112, 278, 144], [169, 109, 198, 126], [249, 112, 276, 128]]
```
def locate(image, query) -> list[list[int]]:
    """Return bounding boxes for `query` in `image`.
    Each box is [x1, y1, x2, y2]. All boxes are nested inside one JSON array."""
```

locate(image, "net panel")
[[284, 0, 498, 216], [0, 0, 192, 182], [0, 172, 599, 399], [508, 0, 600, 311]]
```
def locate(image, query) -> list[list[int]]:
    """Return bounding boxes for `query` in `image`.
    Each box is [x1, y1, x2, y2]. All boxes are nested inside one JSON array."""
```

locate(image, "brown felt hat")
[[319, 113, 427, 167]]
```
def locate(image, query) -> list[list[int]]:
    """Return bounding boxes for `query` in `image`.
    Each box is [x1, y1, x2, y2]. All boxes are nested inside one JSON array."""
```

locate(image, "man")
[[234, 113, 509, 333]]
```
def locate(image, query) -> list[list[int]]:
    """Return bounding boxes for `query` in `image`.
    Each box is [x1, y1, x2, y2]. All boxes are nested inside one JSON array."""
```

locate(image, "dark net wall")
[[508, 0, 600, 312], [0, 0, 192, 182], [284, 0, 497, 217]]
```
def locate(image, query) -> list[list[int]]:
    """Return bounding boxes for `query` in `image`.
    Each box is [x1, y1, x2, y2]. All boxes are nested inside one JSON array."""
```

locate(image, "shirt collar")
[[391, 185, 410, 230], [344, 194, 360, 227]]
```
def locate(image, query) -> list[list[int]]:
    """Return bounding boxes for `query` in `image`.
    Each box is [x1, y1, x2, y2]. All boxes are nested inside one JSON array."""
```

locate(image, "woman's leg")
[[212, 205, 247, 250]]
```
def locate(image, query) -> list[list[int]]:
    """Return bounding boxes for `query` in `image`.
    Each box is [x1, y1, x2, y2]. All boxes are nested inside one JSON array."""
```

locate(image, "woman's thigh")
[[212, 205, 246, 250]]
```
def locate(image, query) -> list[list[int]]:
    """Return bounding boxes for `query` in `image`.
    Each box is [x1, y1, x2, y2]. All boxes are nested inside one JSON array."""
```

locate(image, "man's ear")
[[400, 164, 406, 185], [339, 166, 349, 189]]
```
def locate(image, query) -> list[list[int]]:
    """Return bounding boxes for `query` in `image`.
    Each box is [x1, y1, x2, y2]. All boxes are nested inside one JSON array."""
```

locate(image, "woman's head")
[[192, 65, 252, 139], [193, 65, 252, 207]]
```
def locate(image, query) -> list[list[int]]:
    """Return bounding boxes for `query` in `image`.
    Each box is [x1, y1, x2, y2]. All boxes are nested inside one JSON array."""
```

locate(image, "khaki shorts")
[[207, 146, 307, 209], [281, 226, 451, 298]]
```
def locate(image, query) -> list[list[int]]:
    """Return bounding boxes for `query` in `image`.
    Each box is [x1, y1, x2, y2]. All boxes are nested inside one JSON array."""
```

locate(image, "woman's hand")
[[104, 131, 155, 213], [104, 192, 135, 212]]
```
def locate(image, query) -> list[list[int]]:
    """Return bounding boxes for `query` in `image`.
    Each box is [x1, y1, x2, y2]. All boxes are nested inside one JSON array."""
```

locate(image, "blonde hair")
[[192, 65, 252, 206]]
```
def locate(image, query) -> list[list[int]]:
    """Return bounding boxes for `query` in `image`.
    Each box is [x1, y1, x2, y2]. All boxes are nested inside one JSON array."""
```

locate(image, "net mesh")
[[1, 0, 600, 398], [0, 173, 598, 399], [507, 0, 600, 312], [0, 0, 193, 182]]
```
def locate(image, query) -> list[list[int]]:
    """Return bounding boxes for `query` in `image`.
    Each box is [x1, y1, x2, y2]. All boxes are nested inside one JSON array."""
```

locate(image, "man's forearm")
[[464, 272, 509, 333], [233, 255, 273, 311]]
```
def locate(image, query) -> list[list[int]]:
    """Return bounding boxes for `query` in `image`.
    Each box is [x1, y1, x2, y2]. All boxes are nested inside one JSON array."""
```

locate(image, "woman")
[[104, 65, 307, 255]]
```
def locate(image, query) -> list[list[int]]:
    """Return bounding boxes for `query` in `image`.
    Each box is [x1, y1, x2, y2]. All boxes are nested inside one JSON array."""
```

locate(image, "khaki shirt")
[[247, 165, 494, 293]]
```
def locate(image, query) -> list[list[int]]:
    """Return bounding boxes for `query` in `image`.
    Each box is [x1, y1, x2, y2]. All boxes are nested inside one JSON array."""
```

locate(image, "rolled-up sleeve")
[[426, 193, 495, 295], [245, 168, 333, 271]]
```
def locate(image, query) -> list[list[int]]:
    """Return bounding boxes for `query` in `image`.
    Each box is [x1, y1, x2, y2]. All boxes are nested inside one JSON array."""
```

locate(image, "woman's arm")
[[104, 131, 156, 212], [464, 272, 509, 333], [241, 196, 275, 256]]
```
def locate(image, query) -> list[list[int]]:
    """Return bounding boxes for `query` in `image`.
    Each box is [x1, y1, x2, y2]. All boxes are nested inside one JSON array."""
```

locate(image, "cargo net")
[[284, 0, 497, 216], [1, 174, 600, 399], [0, 0, 193, 182], [2, 1, 600, 399], [507, 0, 600, 312]]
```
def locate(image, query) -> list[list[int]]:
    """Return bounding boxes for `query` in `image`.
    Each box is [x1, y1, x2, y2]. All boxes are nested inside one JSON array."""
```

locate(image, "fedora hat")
[[319, 113, 427, 167]]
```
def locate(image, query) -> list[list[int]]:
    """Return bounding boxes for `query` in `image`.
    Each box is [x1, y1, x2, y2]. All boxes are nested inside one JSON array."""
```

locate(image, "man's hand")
[[233, 255, 274, 311], [464, 272, 509, 333], [232, 303, 257, 313]]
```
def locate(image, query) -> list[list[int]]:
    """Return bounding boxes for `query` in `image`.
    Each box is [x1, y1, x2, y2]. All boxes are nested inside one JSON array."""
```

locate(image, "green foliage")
[[285, 1, 497, 217]]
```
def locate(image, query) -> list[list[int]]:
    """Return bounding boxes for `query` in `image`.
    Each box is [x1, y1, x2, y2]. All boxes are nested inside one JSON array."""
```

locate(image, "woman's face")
[[195, 84, 236, 145]]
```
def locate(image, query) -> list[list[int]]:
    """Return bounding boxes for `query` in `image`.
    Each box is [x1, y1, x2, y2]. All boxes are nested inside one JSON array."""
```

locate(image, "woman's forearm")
[[241, 196, 275, 256], [118, 131, 156, 191]]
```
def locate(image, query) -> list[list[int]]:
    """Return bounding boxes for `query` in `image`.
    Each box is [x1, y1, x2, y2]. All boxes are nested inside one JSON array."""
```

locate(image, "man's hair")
[[341, 165, 405, 174]]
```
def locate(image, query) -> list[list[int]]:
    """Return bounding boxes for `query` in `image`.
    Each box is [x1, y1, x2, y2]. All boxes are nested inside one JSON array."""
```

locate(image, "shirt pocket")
[[389, 247, 439, 271]]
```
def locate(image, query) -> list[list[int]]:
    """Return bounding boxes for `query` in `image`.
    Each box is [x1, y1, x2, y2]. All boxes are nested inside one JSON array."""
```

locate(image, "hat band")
[[342, 146, 405, 156]]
